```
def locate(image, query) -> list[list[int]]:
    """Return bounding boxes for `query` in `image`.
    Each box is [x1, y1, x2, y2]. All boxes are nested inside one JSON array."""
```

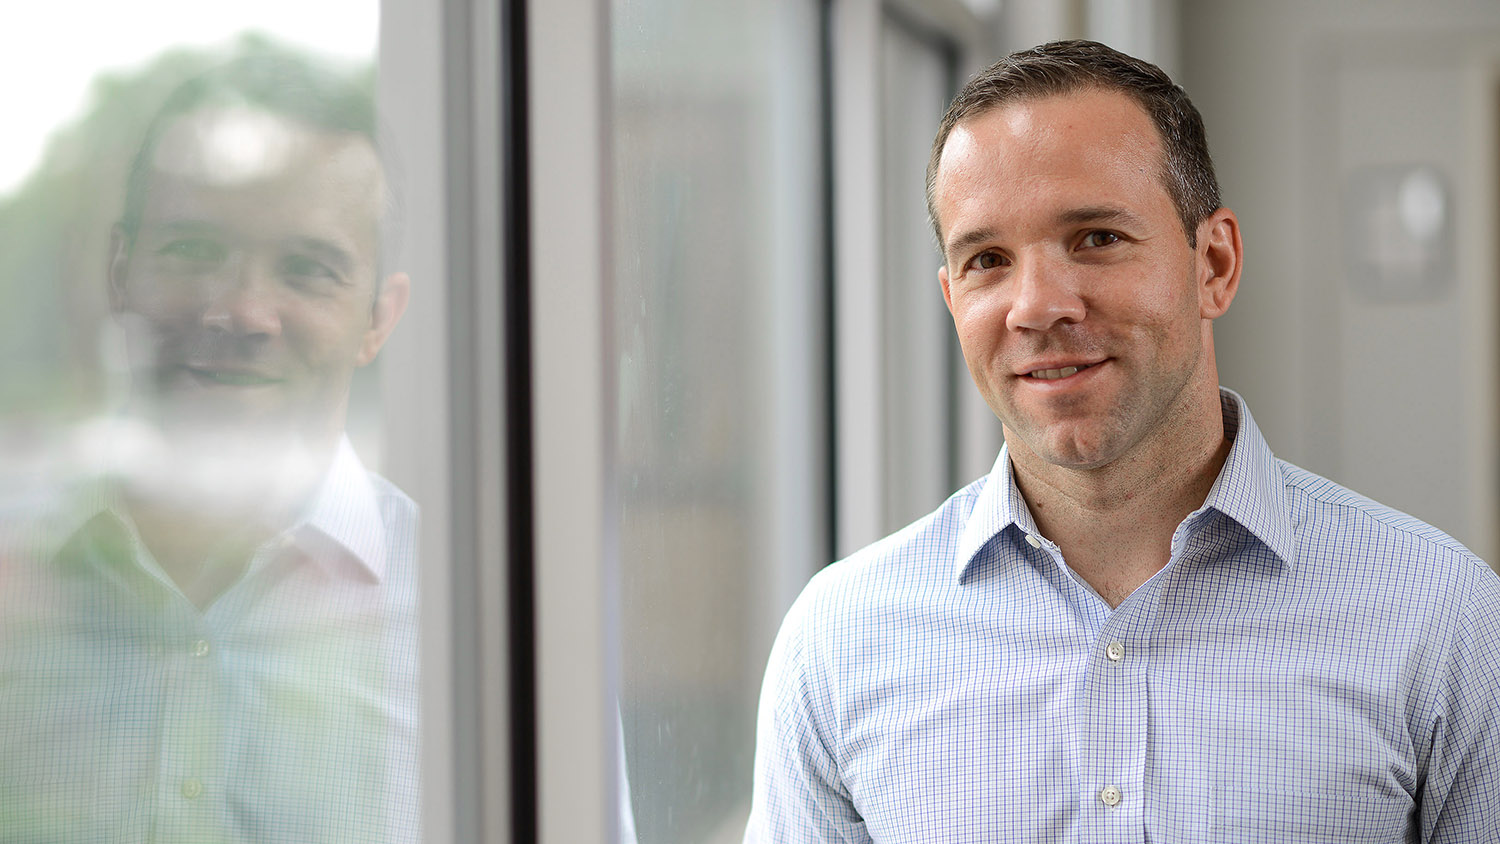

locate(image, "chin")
[[121, 430, 329, 517], [1042, 450, 1120, 472], [143, 396, 327, 450], [1014, 422, 1129, 471]]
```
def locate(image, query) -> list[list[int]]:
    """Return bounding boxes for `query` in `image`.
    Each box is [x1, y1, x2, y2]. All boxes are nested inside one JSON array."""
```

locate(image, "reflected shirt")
[[745, 390, 1500, 843], [0, 437, 419, 843]]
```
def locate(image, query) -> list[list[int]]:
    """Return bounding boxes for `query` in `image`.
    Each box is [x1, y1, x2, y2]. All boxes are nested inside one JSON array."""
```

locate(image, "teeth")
[[1031, 365, 1083, 380]]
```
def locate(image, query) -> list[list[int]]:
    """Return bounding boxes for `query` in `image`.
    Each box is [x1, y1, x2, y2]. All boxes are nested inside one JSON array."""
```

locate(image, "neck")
[[1008, 387, 1231, 607], [125, 496, 278, 609], [117, 433, 338, 608]]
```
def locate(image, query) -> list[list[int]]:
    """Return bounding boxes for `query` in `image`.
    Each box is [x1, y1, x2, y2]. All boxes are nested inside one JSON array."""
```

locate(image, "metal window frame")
[[382, 0, 588, 839], [526, 0, 621, 841], [828, 0, 993, 557]]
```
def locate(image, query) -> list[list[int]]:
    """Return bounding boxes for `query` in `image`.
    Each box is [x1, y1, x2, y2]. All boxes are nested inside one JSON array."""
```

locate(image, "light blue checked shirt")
[[746, 390, 1500, 843], [0, 437, 419, 843]]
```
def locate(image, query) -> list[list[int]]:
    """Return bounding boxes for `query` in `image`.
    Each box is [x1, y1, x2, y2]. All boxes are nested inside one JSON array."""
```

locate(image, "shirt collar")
[[953, 444, 1037, 583], [26, 477, 126, 564], [953, 387, 1298, 582], [1199, 388, 1299, 570], [292, 436, 388, 583]]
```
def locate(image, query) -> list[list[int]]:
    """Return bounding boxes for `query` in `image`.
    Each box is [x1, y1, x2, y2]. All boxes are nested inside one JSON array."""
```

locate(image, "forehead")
[[942, 88, 1163, 175], [934, 90, 1171, 242], [141, 107, 385, 242]]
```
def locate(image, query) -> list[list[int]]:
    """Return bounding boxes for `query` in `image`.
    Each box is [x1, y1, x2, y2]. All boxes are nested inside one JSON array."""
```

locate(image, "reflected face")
[[934, 89, 1213, 470], [110, 107, 405, 448]]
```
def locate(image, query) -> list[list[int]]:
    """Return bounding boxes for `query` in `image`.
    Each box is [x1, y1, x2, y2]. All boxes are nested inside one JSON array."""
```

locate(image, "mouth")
[[1023, 362, 1100, 381], [184, 366, 281, 387]]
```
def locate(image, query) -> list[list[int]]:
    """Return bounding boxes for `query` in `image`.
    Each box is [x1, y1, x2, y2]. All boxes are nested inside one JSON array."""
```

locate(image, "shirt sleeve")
[[743, 590, 871, 844], [1419, 564, 1500, 844]]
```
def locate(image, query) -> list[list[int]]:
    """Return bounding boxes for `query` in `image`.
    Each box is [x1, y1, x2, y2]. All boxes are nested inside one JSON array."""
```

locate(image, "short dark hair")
[[118, 50, 397, 260], [926, 39, 1220, 248]]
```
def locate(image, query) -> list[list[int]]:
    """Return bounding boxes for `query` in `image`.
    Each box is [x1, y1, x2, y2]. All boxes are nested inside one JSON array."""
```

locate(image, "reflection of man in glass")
[[0, 54, 417, 842]]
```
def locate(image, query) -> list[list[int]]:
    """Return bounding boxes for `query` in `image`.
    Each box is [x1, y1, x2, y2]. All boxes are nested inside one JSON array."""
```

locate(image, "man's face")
[[934, 88, 1230, 471], [110, 107, 407, 451]]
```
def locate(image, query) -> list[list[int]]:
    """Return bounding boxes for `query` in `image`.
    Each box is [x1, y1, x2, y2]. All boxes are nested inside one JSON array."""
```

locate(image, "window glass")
[[0, 5, 424, 842], [612, 0, 826, 840], [878, 17, 960, 532]]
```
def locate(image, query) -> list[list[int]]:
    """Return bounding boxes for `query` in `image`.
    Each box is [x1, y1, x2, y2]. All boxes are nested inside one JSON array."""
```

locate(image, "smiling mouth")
[[187, 367, 279, 387], [1026, 363, 1097, 381]]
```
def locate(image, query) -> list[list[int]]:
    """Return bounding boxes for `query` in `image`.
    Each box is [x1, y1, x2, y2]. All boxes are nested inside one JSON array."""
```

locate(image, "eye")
[[157, 238, 226, 263], [278, 254, 340, 287], [970, 251, 1007, 270], [1080, 230, 1121, 249]]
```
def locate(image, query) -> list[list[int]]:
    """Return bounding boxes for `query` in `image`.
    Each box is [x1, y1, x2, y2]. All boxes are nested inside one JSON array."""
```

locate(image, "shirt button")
[[1099, 784, 1122, 807], [1105, 641, 1125, 662], [192, 639, 211, 658], [181, 778, 203, 799], [1025, 533, 1042, 549]]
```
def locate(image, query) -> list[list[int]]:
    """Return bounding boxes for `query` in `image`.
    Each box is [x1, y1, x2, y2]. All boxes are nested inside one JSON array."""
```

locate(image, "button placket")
[[1081, 601, 1152, 833]]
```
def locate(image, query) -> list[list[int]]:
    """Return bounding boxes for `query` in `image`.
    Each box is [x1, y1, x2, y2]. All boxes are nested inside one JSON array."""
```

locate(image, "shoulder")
[[0, 479, 111, 565], [1279, 461, 1476, 558], [772, 475, 989, 668], [1276, 459, 1500, 623], [1279, 460, 1485, 567], [803, 475, 985, 600]]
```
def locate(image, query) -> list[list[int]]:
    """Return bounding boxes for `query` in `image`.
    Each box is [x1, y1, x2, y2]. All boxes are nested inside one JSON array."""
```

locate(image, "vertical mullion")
[[499, 0, 536, 839], [443, 0, 513, 839], [819, 0, 840, 567], [528, 0, 619, 840]]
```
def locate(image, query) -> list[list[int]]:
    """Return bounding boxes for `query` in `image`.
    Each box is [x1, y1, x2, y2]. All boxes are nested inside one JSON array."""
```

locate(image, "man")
[[0, 53, 418, 842], [746, 40, 1500, 842]]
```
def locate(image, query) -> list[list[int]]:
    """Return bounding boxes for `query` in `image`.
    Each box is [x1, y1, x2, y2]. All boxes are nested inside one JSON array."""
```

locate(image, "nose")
[[200, 257, 282, 338], [1004, 253, 1086, 332]]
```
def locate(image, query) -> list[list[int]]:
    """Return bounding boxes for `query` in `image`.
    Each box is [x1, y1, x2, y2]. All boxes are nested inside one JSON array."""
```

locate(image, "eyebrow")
[[1056, 205, 1149, 229], [944, 227, 999, 260], [943, 205, 1151, 259]]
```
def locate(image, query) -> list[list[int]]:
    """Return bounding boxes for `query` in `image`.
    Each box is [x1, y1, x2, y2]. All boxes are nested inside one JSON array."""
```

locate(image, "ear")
[[1195, 208, 1242, 319], [939, 263, 954, 313], [107, 225, 131, 313], [357, 271, 411, 367]]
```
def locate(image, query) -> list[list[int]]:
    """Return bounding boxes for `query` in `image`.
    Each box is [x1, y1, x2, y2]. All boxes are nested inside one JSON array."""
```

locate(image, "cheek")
[[121, 279, 206, 325], [1130, 293, 1204, 366], [118, 298, 188, 349], [1109, 270, 1198, 328], [286, 309, 373, 363], [949, 291, 1007, 347]]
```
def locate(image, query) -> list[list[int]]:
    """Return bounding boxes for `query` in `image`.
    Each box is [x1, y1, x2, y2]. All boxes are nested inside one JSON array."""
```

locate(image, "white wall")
[[1182, 0, 1500, 565]]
